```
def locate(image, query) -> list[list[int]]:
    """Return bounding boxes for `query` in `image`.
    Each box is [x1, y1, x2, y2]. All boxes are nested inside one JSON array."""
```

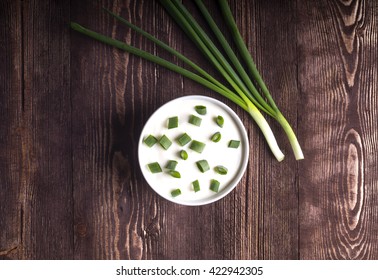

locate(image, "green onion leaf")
[[171, 189, 182, 197], [192, 179, 200, 192], [211, 132, 221, 142], [189, 140, 206, 153], [168, 116, 178, 129], [196, 159, 210, 173], [143, 135, 157, 147], [177, 133, 192, 146], [189, 114, 202, 126], [147, 162, 162, 173], [168, 170, 181, 178], [165, 160, 178, 170], [180, 150, 188, 160], [210, 179, 220, 192], [228, 140, 240, 149], [215, 115, 224, 127], [159, 135, 172, 150], [100, 8, 247, 108], [195, 105, 207, 115], [214, 165, 228, 175]]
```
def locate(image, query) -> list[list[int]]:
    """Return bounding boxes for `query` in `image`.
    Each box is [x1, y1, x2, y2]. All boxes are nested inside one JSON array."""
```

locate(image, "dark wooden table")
[[1, 0, 378, 260]]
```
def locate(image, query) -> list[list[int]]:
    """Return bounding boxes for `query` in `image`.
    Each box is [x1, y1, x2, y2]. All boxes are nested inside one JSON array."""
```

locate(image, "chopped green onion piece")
[[147, 162, 162, 173], [214, 165, 228, 175], [159, 134, 172, 150], [189, 114, 202, 126], [171, 188, 182, 197], [215, 115, 224, 127], [165, 160, 178, 170], [180, 150, 188, 160], [210, 179, 220, 192], [195, 105, 207, 115], [192, 180, 200, 192], [143, 134, 157, 147], [168, 116, 178, 129], [177, 133, 192, 146], [168, 170, 181, 178], [211, 132, 221, 142], [189, 140, 206, 153], [228, 140, 240, 148], [196, 159, 210, 173]]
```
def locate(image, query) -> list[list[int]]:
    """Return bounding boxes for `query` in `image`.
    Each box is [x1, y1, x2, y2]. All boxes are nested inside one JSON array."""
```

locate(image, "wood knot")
[[143, 218, 161, 239], [342, 128, 364, 231], [75, 223, 88, 238]]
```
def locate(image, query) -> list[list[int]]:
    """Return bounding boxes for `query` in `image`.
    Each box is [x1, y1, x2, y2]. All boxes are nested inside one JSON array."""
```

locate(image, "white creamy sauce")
[[138, 96, 248, 205]]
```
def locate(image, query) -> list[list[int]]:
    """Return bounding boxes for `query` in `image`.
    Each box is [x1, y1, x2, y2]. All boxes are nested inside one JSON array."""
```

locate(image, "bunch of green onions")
[[70, 0, 304, 161]]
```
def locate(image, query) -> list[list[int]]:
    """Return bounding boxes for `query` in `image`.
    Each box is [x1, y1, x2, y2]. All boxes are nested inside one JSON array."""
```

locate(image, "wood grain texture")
[[20, 0, 74, 259], [1, 0, 378, 260], [0, 0, 23, 260], [244, 0, 299, 259], [71, 0, 165, 259], [298, 0, 378, 259]]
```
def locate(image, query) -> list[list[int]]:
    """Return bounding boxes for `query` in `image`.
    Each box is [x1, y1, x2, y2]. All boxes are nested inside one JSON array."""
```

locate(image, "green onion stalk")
[[70, 0, 303, 161], [216, 0, 303, 160]]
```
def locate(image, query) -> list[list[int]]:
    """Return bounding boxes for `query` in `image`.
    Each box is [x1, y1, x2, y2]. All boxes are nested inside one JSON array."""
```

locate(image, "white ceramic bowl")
[[138, 95, 249, 206]]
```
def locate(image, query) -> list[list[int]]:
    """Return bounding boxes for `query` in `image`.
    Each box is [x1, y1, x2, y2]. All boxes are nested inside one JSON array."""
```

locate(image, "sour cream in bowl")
[[138, 95, 249, 206]]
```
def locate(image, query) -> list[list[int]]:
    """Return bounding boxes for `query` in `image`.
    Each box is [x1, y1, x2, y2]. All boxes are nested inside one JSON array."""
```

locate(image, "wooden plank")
[[70, 0, 112, 259], [232, 0, 300, 259], [0, 0, 23, 260], [20, 0, 74, 259], [298, 0, 378, 259]]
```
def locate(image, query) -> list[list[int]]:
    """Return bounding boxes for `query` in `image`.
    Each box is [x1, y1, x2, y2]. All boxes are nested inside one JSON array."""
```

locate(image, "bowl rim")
[[138, 95, 249, 206]]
